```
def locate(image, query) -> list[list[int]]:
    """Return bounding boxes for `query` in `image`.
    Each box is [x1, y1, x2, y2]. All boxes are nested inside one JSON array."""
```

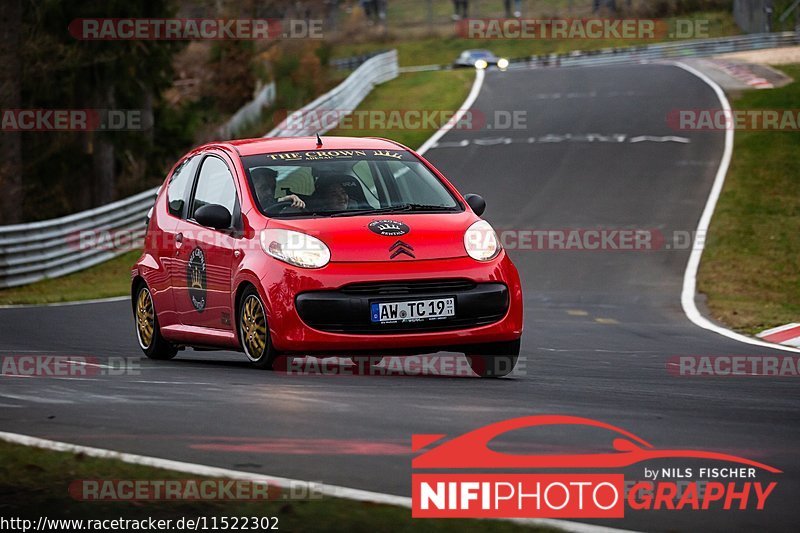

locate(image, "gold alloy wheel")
[[135, 287, 155, 349], [241, 294, 267, 361]]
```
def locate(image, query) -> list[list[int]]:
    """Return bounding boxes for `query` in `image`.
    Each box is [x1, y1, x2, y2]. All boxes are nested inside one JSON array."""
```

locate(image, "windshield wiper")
[[402, 204, 458, 211], [329, 204, 413, 217]]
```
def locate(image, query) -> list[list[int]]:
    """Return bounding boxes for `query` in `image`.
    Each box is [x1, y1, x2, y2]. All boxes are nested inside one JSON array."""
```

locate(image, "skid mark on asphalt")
[[595, 318, 620, 325], [529, 90, 640, 99], [189, 438, 409, 456], [433, 133, 690, 149]]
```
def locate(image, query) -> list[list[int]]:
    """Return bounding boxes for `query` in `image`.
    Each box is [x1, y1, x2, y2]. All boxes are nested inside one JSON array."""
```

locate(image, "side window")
[[166, 156, 198, 217], [190, 156, 237, 221]]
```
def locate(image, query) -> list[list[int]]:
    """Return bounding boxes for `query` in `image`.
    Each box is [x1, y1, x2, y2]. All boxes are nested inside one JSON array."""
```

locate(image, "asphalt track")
[[1, 64, 799, 532]]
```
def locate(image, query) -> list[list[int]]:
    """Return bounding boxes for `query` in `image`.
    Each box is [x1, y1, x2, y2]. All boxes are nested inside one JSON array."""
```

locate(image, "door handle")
[[174, 232, 184, 256]]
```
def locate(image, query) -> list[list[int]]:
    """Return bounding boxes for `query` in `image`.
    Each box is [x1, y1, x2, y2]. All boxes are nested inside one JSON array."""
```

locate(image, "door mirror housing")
[[464, 194, 486, 216], [194, 204, 232, 230]]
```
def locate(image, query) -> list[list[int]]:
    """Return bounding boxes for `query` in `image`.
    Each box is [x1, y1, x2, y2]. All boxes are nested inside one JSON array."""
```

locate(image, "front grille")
[[296, 281, 508, 334], [340, 278, 476, 296]]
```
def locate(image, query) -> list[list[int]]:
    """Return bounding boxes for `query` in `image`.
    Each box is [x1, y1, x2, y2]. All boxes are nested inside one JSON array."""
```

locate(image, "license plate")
[[370, 297, 455, 324]]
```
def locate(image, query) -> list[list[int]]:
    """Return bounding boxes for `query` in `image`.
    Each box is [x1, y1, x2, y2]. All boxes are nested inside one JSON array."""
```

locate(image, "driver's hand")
[[279, 194, 305, 209]]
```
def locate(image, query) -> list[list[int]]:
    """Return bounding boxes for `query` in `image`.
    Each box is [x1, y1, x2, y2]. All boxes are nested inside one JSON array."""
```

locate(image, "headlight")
[[260, 229, 330, 269], [474, 59, 488, 70], [497, 58, 509, 69], [464, 220, 501, 261]]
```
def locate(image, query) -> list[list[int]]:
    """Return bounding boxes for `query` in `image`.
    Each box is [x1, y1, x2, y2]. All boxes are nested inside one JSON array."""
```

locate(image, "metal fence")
[[217, 81, 277, 139], [507, 31, 799, 69], [267, 49, 399, 137], [0, 188, 158, 289]]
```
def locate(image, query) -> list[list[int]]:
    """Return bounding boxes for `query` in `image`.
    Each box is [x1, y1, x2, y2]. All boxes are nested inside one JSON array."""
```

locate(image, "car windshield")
[[469, 50, 493, 59], [242, 149, 462, 218]]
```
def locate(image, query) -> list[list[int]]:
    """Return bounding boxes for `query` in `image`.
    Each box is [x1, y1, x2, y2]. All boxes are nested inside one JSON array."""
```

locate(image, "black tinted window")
[[191, 156, 237, 220], [166, 156, 198, 217]]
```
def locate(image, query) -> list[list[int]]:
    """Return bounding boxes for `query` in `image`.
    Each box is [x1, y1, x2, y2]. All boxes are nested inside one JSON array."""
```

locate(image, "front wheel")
[[134, 283, 177, 360], [239, 287, 278, 369], [465, 339, 520, 378]]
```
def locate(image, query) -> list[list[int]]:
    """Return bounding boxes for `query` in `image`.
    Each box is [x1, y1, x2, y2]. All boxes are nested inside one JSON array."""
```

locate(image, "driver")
[[312, 182, 350, 211], [251, 167, 305, 209]]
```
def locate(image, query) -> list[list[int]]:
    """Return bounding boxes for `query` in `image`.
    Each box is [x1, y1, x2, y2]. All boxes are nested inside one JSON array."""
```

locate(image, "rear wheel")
[[239, 287, 278, 369], [465, 339, 520, 378], [134, 283, 177, 360]]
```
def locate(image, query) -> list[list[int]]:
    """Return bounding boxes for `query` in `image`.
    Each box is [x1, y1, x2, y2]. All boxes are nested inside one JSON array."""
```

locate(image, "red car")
[[131, 136, 523, 377]]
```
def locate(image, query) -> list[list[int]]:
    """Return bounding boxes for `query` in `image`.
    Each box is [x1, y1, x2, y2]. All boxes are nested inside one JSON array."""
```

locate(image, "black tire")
[[465, 339, 520, 378], [133, 282, 177, 360], [238, 286, 278, 369]]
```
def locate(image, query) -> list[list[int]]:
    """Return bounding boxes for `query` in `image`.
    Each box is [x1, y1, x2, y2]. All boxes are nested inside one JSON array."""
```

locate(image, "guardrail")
[[0, 187, 158, 288], [267, 49, 399, 137], [217, 81, 277, 139], [0, 50, 399, 290], [508, 31, 800, 69], [330, 49, 390, 71]]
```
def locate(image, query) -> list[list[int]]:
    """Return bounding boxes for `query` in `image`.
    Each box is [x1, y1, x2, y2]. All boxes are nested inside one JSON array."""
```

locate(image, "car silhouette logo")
[[412, 415, 781, 472]]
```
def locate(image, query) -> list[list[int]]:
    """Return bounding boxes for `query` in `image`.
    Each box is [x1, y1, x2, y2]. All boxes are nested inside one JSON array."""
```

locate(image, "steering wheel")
[[263, 199, 295, 216]]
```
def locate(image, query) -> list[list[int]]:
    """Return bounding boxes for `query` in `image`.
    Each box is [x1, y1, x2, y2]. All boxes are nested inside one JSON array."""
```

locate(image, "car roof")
[[196, 136, 407, 157]]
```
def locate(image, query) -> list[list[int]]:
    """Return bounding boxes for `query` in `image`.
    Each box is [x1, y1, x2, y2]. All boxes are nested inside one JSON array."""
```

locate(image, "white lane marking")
[[473, 137, 513, 146], [128, 380, 219, 385], [433, 133, 688, 148], [64, 360, 117, 370], [629, 135, 690, 143], [432, 140, 470, 148], [417, 68, 485, 156], [0, 431, 638, 533], [0, 296, 129, 309], [0, 394, 73, 404], [672, 61, 800, 354]]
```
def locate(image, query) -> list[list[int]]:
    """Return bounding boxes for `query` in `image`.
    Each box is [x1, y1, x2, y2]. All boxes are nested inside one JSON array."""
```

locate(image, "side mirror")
[[464, 194, 486, 216], [194, 204, 231, 230]]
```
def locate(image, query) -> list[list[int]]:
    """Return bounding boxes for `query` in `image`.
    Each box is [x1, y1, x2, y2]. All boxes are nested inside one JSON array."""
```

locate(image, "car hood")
[[266, 211, 478, 262]]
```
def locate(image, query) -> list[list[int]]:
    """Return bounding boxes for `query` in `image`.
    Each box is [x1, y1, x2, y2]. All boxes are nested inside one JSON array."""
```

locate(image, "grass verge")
[[328, 68, 475, 149], [0, 441, 556, 532], [698, 64, 800, 335], [0, 250, 141, 306]]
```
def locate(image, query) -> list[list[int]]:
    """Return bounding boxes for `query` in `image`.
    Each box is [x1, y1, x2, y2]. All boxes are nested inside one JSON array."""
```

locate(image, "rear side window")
[[166, 156, 198, 218], [190, 156, 237, 220]]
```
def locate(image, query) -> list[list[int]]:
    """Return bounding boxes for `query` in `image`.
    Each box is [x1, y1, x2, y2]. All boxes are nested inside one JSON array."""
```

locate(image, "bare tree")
[[0, 0, 23, 223]]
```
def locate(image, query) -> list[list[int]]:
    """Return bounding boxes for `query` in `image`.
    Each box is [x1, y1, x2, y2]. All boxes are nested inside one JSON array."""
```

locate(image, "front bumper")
[[296, 280, 509, 334], [258, 253, 523, 354]]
